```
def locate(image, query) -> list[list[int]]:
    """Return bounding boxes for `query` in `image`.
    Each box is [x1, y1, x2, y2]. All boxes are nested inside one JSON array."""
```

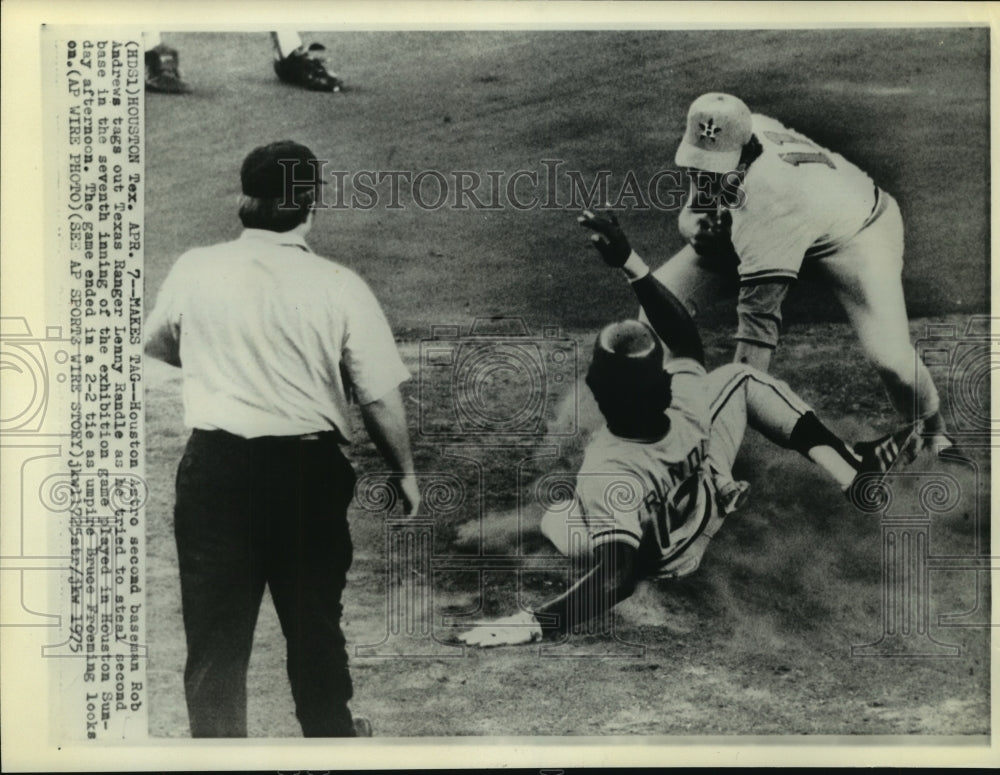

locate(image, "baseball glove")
[[679, 207, 739, 266]]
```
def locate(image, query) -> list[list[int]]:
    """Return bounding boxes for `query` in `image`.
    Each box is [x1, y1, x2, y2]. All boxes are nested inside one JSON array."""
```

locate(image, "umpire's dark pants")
[[174, 428, 357, 737]]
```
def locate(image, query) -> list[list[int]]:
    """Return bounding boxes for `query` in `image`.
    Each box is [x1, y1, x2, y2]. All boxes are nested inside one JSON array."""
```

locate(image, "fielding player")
[[653, 92, 955, 466], [145, 140, 418, 735], [144, 31, 342, 93], [459, 211, 906, 647]]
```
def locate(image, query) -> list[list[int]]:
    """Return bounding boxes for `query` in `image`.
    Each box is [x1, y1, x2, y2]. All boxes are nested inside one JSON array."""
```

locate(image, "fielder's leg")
[[143, 32, 190, 94], [645, 244, 738, 326], [271, 31, 342, 91], [271, 31, 305, 58], [819, 194, 948, 453]]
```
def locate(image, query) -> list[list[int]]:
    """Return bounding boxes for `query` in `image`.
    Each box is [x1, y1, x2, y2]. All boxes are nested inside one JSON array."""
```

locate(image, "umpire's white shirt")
[[144, 228, 410, 440]]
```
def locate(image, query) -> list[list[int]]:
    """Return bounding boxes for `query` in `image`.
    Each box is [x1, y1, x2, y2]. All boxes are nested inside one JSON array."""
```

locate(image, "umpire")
[[145, 140, 420, 737]]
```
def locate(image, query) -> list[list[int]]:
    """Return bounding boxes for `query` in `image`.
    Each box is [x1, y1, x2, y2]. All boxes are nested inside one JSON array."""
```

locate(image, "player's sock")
[[787, 412, 860, 490]]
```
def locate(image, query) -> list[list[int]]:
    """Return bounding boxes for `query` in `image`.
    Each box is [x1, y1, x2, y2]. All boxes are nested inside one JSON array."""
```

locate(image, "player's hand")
[[392, 473, 421, 517], [577, 209, 631, 268], [458, 611, 543, 647]]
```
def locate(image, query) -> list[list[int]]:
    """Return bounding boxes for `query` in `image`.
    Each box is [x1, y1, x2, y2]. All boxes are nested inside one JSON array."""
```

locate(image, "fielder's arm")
[[359, 388, 420, 517], [733, 278, 793, 372]]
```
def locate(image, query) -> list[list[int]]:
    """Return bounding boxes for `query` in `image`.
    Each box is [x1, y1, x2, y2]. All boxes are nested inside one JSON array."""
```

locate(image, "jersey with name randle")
[[728, 114, 878, 284], [574, 358, 722, 579]]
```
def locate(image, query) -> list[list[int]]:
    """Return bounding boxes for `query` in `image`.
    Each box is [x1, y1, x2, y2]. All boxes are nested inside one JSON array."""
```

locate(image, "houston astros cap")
[[240, 140, 325, 198], [675, 93, 753, 174]]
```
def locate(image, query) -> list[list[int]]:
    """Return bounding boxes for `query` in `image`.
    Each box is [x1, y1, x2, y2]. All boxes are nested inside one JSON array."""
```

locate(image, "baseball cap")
[[674, 93, 753, 174], [240, 140, 325, 198]]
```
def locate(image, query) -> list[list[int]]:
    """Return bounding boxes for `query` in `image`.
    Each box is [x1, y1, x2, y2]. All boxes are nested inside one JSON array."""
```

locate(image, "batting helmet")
[[585, 320, 672, 425]]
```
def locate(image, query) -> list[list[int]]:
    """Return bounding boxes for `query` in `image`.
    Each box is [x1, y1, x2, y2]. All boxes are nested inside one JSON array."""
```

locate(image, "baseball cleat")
[[352, 715, 373, 737], [853, 424, 922, 474], [144, 44, 191, 94], [845, 424, 921, 504], [274, 43, 343, 92]]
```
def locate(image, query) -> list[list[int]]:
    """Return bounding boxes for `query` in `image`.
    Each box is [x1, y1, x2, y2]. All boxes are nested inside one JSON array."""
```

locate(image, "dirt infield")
[[143, 29, 990, 738]]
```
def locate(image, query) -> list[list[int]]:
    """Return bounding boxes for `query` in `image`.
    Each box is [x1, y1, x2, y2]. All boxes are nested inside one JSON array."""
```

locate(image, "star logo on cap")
[[699, 118, 721, 141]]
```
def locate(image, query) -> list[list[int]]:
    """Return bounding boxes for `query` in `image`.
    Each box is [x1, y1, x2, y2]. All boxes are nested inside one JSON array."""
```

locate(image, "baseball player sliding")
[[656, 92, 959, 467], [458, 211, 907, 647]]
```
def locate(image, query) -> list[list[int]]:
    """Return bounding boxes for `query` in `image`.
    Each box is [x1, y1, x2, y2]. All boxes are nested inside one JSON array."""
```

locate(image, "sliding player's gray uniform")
[[546, 359, 812, 577]]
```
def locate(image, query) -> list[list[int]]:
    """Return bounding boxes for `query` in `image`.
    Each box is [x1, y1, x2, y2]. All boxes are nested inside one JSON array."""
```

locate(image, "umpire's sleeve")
[[144, 266, 182, 367], [340, 276, 410, 405]]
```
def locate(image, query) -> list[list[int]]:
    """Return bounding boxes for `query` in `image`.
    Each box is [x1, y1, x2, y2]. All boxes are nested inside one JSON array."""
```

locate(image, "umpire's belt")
[[191, 428, 346, 446]]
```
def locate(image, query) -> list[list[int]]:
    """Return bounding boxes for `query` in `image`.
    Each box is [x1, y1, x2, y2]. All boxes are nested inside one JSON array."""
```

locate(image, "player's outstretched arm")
[[533, 540, 639, 636], [577, 210, 704, 364], [458, 540, 639, 647], [630, 271, 705, 365]]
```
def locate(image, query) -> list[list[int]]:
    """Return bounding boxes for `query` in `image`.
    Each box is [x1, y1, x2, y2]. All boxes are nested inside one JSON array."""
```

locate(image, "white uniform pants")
[[651, 195, 940, 424]]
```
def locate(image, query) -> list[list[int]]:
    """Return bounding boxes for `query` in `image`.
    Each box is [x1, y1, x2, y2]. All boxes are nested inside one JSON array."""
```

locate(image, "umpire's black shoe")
[[352, 716, 373, 737], [274, 43, 343, 92], [145, 44, 190, 94], [845, 424, 920, 506]]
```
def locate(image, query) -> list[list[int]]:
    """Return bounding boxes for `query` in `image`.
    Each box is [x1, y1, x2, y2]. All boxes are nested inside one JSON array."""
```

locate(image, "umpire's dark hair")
[[238, 187, 316, 233]]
